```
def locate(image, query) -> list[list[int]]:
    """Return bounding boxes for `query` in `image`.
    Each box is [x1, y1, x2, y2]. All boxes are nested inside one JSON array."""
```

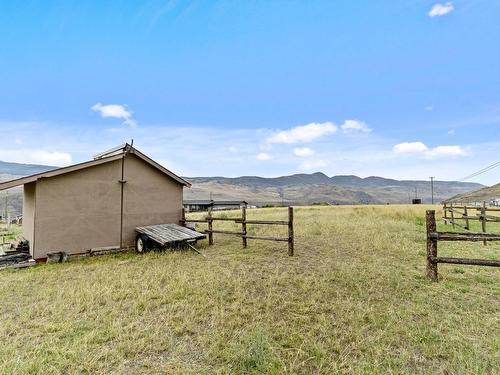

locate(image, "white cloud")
[[425, 106, 434, 111], [393, 141, 468, 159], [428, 145, 467, 158], [256, 152, 272, 161], [393, 142, 429, 154], [30, 150, 73, 166], [293, 147, 315, 157], [428, 2, 454, 17], [0, 149, 72, 167], [267, 122, 337, 144], [299, 159, 329, 171], [4, 119, 500, 184], [448, 130, 455, 135], [91, 103, 137, 128], [228, 146, 238, 153], [341, 120, 371, 134]]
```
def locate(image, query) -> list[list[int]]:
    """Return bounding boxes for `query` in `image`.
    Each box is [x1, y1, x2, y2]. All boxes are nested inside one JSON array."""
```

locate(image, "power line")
[[460, 159, 500, 181]]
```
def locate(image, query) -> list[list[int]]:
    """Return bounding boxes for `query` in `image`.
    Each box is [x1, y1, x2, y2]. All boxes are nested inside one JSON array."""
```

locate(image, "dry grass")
[[0, 205, 499, 374], [0, 223, 21, 254]]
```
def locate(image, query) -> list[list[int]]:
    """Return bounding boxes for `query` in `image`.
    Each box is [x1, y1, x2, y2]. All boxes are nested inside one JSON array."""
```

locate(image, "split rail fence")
[[443, 202, 500, 245], [181, 206, 294, 256], [426, 210, 500, 281]]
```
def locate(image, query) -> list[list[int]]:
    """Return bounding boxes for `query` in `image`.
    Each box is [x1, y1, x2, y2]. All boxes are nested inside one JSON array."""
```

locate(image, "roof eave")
[[0, 154, 124, 191]]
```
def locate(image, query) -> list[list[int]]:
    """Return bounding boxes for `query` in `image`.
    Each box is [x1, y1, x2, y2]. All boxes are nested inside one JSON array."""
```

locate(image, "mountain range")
[[0, 160, 56, 176], [0, 160, 486, 216], [184, 173, 483, 205]]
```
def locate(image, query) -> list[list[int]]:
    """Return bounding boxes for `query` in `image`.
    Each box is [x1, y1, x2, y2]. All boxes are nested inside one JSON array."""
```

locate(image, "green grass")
[[0, 205, 499, 374]]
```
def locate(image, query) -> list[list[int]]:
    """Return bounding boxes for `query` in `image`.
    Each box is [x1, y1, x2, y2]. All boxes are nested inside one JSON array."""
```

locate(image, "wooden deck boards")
[[135, 224, 206, 246]]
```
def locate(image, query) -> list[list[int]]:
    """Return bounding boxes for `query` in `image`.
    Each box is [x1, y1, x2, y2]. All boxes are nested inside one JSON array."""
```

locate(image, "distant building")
[[490, 198, 500, 207], [183, 200, 214, 212], [183, 200, 248, 212]]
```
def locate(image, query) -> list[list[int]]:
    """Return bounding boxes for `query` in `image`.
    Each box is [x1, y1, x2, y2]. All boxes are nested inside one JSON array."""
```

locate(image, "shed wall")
[[34, 160, 122, 259], [121, 154, 183, 246], [22, 182, 36, 253]]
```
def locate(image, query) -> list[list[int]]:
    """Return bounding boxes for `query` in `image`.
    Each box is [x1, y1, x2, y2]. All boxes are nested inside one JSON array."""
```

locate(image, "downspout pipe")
[[119, 142, 133, 249]]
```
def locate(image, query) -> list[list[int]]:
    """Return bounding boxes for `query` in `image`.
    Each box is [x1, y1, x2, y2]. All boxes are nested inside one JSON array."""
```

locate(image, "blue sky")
[[1, 1, 499, 184]]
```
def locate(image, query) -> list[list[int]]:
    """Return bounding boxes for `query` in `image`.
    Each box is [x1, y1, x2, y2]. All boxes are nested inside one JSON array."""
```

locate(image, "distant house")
[[10, 215, 22, 225], [491, 198, 500, 207], [183, 200, 214, 212], [0, 144, 190, 260], [183, 200, 248, 212]]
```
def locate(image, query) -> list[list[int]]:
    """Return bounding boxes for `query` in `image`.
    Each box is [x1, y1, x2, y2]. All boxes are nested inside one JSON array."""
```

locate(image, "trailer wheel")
[[136, 235, 149, 253]]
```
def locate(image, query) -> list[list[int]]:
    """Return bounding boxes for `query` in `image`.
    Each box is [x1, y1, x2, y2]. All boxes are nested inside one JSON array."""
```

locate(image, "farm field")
[[0, 205, 499, 374]]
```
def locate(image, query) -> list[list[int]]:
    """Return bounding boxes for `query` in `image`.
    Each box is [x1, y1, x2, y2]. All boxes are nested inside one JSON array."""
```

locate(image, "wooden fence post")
[[443, 203, 448, 225], [242, 206, 247, 248], [463, 205, 469, 230], [450, 203, 455, 228], [426, 210, 438, 282], [181, 208, 186, 226], [208, 208, 214, 246], [288, 206, 294, 256], [481, 201, 487, 246]]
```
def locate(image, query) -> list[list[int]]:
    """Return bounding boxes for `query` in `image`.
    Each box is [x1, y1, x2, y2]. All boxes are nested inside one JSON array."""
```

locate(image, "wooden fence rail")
[[181, 206, 294, 256], [426, 210, 500, 281]]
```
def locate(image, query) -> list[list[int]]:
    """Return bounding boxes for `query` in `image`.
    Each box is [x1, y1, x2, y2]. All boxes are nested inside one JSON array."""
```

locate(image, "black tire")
[[136, 234, 149, 253]]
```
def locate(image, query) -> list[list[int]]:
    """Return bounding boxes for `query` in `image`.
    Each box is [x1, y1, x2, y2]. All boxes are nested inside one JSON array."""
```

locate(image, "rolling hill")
[[445, 183, 500, 203], [0, 160, 56, 176]]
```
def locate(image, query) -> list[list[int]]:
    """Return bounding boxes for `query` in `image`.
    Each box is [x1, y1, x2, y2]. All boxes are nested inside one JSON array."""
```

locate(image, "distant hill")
[[0, 160, 485, 216], [445, 183, 500, 203], [0, 160, 55, 176], [185, 173, 483, 206], [0, 161, 56, 217]]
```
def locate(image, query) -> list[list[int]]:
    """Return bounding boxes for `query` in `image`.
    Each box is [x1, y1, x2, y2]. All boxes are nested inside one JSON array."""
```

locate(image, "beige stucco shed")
[[0, 144, 190, 260]]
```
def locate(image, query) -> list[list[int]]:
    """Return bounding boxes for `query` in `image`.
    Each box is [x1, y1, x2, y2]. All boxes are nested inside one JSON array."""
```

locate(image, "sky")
[[0, 0, 499, 184]]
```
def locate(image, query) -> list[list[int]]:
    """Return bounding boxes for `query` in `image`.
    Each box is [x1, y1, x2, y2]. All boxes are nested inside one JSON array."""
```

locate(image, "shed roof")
[[0, 144, 191, 191], [183, 200, 213, 205], [213, 200, 248, 205], [183, 200, 248, 206]]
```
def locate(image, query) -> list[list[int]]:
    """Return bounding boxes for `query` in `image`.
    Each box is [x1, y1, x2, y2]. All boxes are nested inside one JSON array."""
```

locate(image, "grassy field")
[[0, 223, 21, 254], [0, 205, 499, 374]]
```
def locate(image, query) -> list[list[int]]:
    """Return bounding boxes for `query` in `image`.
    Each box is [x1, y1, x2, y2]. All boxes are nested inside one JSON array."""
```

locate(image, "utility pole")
[[3, 191, 8, 221], [429, 177, 435, 204]]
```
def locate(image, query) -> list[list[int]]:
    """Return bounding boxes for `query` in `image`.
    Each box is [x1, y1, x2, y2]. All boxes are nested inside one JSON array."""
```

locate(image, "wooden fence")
[[0, 221, 12, 247], [181, 206, 294, 256], [443, 202, 500, 245], [426, 210, 500, 281]]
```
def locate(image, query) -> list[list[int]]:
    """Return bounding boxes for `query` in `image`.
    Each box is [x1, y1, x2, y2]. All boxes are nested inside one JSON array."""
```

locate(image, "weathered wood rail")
[[181, 206, 294, 256], [426, 210, 500, 281]]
